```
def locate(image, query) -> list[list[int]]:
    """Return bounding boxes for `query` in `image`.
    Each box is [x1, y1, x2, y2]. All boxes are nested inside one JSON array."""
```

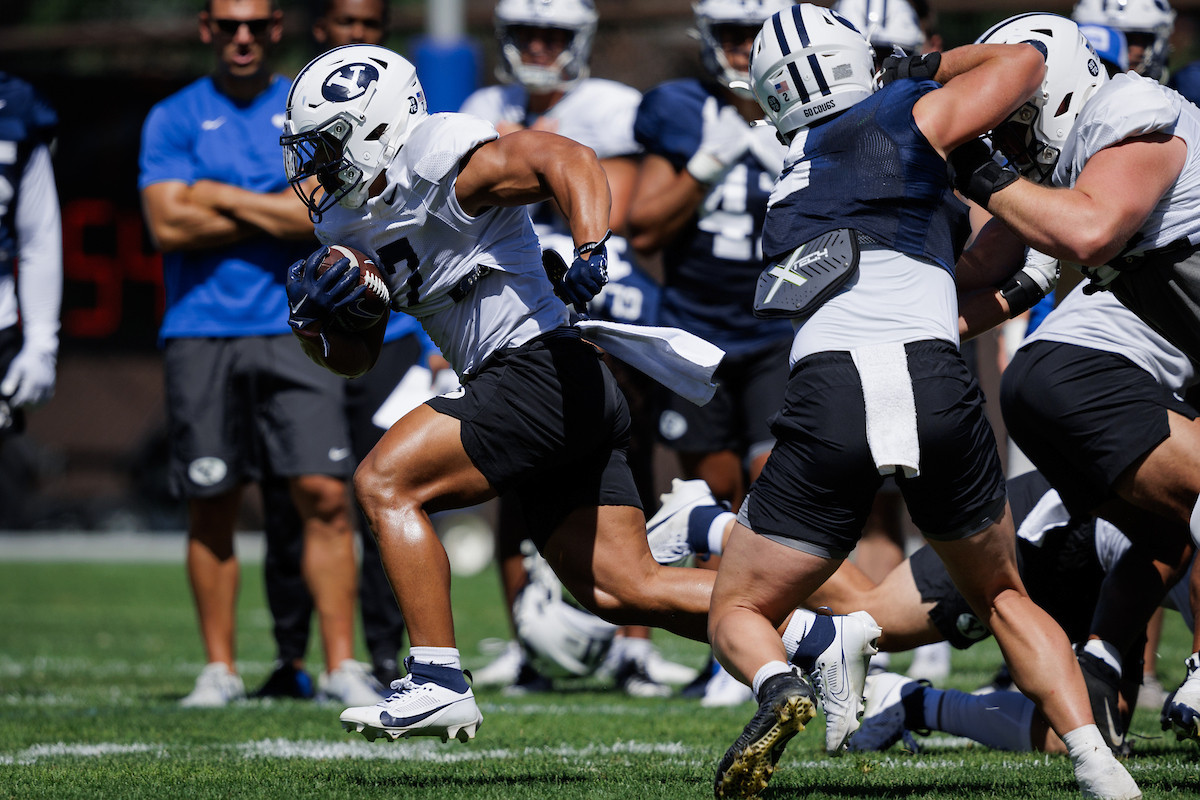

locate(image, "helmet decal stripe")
[[773, 12, 792, 56], [787, 60, 810, 104], [807, 53, 831, 96], [792, 3, 812, 47]]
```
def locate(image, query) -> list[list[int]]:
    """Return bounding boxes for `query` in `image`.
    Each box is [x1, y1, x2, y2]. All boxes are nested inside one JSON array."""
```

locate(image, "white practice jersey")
[[1055, 73, 1200, 254], [458, 78, 642, 161], [316, 112, 568, 377], [1023, 282, 1197, 394]]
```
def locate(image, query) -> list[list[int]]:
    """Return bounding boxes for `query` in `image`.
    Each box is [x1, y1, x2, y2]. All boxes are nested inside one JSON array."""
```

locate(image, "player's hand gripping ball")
[[287, 245, 390, 333]]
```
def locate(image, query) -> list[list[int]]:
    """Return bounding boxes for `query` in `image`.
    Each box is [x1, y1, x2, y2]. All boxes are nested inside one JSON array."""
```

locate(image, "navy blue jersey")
[[635, 79, 792, 354], [0, 73, 57, 279], [763, 80, 970, 274]]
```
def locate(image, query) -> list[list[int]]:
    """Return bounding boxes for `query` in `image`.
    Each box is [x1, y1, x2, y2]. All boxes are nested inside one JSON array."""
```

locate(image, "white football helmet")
[[494, 0, 598, 92], [749, 4, 876, 141], [1071, 0, 1175, 80], [282, 44, 427, 221], [693, 0, 799, 99], [832, 0, 924, 56], [977, 14, 1108, 184], [512, 577, 617, 679]]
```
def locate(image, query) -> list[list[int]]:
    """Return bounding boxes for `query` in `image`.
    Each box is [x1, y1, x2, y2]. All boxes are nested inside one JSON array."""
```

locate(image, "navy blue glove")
[[286, 246, 367, 331], [560, 232, 611, 311], [878, 51, 942, 86]]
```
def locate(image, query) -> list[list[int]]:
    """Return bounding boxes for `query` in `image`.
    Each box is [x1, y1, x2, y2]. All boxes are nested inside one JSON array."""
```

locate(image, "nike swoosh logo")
[[1100, 699, 1125, 747], [201, 117, 226, 131], [379, 697, 470, 727], [0, 100, 7, 110], [290, 295, 307, 315], [328, 447, 351, 462]]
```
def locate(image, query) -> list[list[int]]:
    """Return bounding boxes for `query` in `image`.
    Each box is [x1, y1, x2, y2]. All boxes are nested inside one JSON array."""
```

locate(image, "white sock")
[[615, 635, 652, 660], [409, 646, 462, 670], [751, 660, 792, 697], [1083, 639, 1123, 678], [709, 512, 734, 556], [1063, 724, 1107, 761], [1065, 724, 1140, 799], [781, 608, 818, 660], [929, 688, 1036, 751]]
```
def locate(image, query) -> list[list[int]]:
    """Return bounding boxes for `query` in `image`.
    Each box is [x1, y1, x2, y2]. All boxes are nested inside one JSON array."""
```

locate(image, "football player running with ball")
[[280, 44, 879, 748]]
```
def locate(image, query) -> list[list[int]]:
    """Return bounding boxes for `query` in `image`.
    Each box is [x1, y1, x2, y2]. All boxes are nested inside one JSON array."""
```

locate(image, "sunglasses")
[[211, 17, 273, 36]]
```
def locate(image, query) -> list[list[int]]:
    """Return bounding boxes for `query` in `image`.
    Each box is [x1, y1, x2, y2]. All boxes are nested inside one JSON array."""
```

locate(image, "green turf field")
[[1, 558, 1196, 799]]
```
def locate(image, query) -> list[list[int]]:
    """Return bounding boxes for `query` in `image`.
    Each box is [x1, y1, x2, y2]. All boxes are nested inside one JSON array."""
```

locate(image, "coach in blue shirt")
[[138, 0, 371, 709]]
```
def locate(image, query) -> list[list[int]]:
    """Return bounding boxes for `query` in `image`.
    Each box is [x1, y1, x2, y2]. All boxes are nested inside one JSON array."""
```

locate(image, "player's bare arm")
[[913, 43, 1047, 157], [626, 153, 709, 255], [987, 132, 1187, 265], [454, 129, 612, 249], [190, 178, 317, 241], [140, 180, 251, 252]]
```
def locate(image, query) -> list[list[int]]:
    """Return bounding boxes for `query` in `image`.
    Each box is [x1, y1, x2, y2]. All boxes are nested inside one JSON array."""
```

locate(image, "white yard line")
[[0, 532, 264, 563]]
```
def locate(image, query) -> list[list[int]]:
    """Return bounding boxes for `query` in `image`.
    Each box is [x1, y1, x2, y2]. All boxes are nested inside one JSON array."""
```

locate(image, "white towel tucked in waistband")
[[851, 342, 920, 478], [576, 320, 725, 406], [1015, 486, 1071, 547]]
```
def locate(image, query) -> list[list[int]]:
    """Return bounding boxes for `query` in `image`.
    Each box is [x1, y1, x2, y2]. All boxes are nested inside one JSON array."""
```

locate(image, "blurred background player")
[[253, 0, 420, 701], [0, 71, 62, 527], [627, 0, 795, 707], [459, 0, 691, 698], [138, 0, 366, 707], [1071, 0, 1175, 82]]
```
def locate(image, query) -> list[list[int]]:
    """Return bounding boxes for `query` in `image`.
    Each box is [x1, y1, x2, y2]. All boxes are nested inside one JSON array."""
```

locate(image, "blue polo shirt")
[[139, 74, 313, 341]]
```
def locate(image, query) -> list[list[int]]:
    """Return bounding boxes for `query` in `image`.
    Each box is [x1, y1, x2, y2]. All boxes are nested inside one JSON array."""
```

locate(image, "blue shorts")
[[738, 340, 1006, 559]]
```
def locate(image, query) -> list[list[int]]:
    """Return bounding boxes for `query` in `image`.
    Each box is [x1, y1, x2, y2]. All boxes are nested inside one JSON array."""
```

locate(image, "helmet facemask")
[[282, 113, 366, 221]]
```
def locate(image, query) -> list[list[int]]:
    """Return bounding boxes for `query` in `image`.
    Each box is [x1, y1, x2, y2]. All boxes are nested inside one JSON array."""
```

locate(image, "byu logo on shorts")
[[322, 63, 379, 102], [956, 612, 988, 641], [188, 457, 228, 488]]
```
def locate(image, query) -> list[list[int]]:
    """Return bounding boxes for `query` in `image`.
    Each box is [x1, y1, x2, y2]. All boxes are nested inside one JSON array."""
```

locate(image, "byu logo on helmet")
[[322, 63, 379, 101]]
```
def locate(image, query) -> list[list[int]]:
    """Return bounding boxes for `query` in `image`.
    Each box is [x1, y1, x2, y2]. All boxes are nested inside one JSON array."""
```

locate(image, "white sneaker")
[[1162, 652, 1200, 743], [615, 656, 672, 698], [848, 671, 922, 752], [319, 659, 387, 707], [803, 610, 881, 754], [340, 659, 483, 744], [181, 662, 245, 708], [1137, 672, 1168, 710], [644, 647, 700, 685], [1073, 740, 1142, 799], [646, 478, 717, 565], [701, 662, 755, 708], [906, 641, 951, 684], [472, 640, 525, 688]]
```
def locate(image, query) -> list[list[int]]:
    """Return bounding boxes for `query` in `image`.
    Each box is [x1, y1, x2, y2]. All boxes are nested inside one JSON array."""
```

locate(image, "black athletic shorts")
[[1000, 340, 1197, 516], [738, 340, 1006, 559], [427, 327, 641, 546], [656, 337, 790, 463], [163, 335, 353, 499]]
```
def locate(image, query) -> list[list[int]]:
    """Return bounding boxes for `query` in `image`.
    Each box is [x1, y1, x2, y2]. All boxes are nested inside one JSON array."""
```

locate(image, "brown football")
[[315, 244, 391, 331]]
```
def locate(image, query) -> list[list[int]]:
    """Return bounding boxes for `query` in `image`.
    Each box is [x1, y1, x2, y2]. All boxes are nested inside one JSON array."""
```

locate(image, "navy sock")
[[687, 505, 726, 555], [788, 614, 836, 672], [408, 660, 470, 693]]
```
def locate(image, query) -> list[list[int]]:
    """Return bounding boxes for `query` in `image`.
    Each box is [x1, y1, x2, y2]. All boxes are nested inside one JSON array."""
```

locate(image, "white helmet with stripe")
[[832, 0, 924, 55], [693, 0, 800, 99], [749, 3, 876, 142], [1071, 0, 1175, 80]]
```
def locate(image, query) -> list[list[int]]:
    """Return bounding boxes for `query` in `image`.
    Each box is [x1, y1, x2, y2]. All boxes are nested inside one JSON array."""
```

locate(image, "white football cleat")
[[180, 662, 245, 708], [1073, 738, 1142, 799], [318, 659, 387, 707], [341, 659, 482, 744], [1162, 652, 1200, 744], [645, 478, 717, 565], [848, 671, 923, 753], [701, 661, 756, 708], [471, 640, 525, 688], [804, 610, 881, 754]]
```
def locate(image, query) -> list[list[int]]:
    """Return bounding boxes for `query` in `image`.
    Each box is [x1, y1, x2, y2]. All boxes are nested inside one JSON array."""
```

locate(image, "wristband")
[[999, 269, 1048, 317], [574, 230, 612, 260]]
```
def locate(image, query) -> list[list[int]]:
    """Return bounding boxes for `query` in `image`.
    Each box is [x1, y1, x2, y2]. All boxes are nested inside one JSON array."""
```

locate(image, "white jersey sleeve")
[[543, 79, 642, 160], [316, 112, 568, 377], [1022, 282, 1196, 393], [1055, 73, 1200, 253]]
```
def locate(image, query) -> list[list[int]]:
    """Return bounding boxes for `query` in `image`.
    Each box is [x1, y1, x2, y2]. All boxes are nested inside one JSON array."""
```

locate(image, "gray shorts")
[[163, 335, 352, 499]]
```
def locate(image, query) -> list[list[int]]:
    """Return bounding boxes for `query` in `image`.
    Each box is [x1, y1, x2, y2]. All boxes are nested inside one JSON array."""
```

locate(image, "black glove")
[[946, 138, 1018, 209], [878, 51, 941, 86]]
